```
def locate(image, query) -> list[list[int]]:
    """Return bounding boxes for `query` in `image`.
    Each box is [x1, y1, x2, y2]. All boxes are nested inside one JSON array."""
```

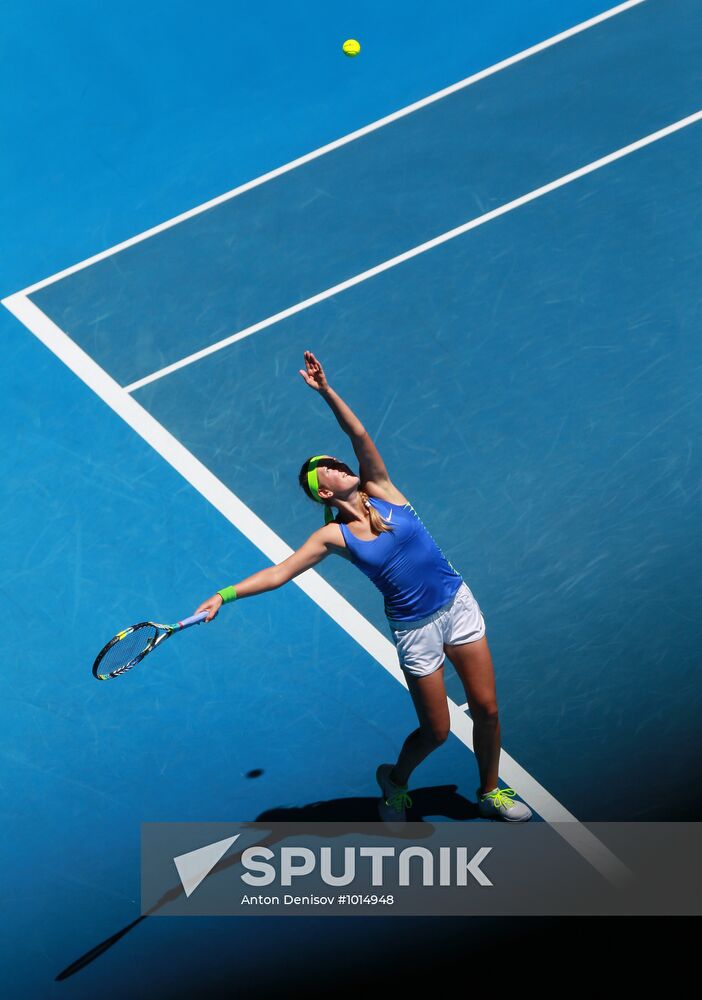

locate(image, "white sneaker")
[[477, 786, 532, 822], [376, 764, 412, 823]]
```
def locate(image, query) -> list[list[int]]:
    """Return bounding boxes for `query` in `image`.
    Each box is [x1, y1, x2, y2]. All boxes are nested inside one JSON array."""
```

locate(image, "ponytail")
[[359, 488, 395, 535]]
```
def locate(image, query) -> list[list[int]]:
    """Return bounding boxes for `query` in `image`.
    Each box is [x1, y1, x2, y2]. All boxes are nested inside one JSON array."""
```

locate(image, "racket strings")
[[100, 624, 159, 675]]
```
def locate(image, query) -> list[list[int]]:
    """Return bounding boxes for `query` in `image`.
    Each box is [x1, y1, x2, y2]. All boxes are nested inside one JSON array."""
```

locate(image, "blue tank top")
[[338, 496, 463, 623]]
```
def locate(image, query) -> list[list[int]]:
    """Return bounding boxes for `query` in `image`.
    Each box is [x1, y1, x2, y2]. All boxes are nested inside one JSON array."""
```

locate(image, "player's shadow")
[[55, 784, 479, 982], [257, 783, 479, 822]]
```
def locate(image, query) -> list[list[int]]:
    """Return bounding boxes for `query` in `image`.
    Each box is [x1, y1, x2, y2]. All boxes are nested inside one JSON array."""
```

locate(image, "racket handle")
[[178, 612, 210, 629]]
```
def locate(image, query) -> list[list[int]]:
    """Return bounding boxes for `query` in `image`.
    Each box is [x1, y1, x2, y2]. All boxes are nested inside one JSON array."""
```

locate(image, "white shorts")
[[386, 581, 486, 678]]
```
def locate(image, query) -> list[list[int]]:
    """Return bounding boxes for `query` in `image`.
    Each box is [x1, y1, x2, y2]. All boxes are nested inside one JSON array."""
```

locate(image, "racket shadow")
[[55, 784, 477, 981]]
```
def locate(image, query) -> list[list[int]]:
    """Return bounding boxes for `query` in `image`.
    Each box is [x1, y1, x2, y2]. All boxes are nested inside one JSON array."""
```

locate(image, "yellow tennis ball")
[[342, 39, 361, 57]]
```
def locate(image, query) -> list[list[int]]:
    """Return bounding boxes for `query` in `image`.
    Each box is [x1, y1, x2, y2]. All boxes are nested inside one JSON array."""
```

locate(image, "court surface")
[[2, 0, 701, 994]]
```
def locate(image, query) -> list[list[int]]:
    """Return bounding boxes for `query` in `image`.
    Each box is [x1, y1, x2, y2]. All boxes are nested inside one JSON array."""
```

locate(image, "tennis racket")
[[92, 612, 209, 681]]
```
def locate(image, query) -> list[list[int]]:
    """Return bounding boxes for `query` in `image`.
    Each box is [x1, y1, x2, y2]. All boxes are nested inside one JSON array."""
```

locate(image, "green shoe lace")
[[480, 787, 517, 810], [385, 787, 413, 811]]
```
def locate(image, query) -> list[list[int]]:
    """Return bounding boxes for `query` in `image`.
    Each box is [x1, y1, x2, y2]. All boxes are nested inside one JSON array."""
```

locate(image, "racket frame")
[[92, 612, 208, 681]]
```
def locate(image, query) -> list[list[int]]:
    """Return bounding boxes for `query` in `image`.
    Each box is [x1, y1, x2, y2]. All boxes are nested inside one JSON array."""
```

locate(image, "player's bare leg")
[[390, 663, 450, 787], [443, 636, 500, 794]]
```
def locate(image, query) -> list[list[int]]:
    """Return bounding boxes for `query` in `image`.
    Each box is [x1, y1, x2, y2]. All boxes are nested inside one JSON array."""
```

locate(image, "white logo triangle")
[[173, 834, 240, 897]]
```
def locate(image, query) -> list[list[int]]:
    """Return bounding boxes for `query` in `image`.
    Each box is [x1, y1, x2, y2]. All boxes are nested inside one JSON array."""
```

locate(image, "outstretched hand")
[[299, 351, 330, 393], [194, 593, 223, 622]]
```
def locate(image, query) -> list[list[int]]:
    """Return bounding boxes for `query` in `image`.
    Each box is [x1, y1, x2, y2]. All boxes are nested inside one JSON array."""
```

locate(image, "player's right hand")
[[195, 594, 223, 622]]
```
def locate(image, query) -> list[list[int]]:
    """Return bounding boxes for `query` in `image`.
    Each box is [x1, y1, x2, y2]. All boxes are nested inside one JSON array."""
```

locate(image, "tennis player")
[[195, 351, 532, 823]]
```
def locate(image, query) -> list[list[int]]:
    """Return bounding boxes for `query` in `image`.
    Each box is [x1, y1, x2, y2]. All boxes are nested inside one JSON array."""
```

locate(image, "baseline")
[[17, 1, 645, 301]]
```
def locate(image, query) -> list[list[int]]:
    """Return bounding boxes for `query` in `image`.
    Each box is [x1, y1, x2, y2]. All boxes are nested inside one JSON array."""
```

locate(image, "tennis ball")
[[342, 39, 361, 57]]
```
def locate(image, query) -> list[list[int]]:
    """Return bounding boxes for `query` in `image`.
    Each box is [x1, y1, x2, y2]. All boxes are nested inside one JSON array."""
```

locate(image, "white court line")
[[125, 107, 702, 393], [1, 292, 633, 886], [16, 0, 645, 300]]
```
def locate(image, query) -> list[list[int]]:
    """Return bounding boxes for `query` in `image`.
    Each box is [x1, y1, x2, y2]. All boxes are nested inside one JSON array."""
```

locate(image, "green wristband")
[[217, 586, 238, 604]]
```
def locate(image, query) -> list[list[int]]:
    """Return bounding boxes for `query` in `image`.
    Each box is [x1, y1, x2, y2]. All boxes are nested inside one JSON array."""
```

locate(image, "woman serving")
[[195, 351, 532, 823]]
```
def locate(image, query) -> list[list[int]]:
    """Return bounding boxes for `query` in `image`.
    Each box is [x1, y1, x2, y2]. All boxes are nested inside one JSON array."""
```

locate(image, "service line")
[[124, 107, 702, 393]]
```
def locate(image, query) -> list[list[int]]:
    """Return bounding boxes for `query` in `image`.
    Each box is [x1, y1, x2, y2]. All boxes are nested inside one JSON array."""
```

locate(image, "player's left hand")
[[299, 350, 330, 393]]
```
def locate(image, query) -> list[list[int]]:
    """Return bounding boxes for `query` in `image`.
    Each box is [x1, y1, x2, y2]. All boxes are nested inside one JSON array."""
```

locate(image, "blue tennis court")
[[2, 0, 700, 994]]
